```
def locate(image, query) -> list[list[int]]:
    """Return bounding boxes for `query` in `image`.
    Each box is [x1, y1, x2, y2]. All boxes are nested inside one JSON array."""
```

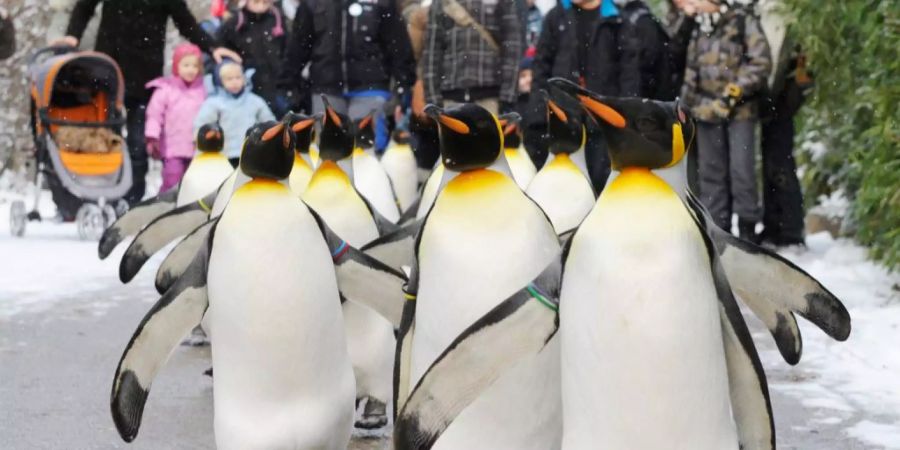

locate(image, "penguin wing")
[[311, 208, 408, 327], [357, 189, 402, 234], [687, 193, 851, 364], [394, 275, 418, 417], [394, 257, 562, 450], [110, 224, 214, 443], [359, 220, 422, 272], [155, 218, 218, 294], [118, 190, 216, 284], [686, 198, 775, 450], [397, 196, 422, 226], [99, 188, 179, 259]]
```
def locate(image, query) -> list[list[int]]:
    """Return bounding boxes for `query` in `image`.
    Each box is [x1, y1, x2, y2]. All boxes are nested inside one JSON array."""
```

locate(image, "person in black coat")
[[618, 0, 676, 100], [54, 0, 240, 204], [279, 0, 416, 151], [217, 0, 289, 115], [0, 7, 14, 61]]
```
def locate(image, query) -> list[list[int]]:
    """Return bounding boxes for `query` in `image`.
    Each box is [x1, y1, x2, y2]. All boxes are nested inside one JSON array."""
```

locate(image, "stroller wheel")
[[76, 204, 106, 241], [10, 200, 26, 237]]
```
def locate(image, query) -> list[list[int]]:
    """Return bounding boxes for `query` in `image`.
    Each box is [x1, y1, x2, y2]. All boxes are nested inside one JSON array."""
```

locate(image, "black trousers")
[[761, 113, 805, 244], [124, 96, 148, 205]]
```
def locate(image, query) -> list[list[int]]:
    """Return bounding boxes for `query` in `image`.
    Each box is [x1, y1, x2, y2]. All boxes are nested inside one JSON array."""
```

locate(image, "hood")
[[145, 75, 203, 91], [205, 61, 256, 98], [172, 43, 202, 78]]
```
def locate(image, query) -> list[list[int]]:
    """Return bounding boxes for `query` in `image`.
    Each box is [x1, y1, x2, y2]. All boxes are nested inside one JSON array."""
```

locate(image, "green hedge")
[[784, 0, 899, 269]]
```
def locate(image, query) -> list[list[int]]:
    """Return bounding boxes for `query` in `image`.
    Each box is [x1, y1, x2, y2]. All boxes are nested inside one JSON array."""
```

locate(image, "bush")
[[783, 0, 899, 269]]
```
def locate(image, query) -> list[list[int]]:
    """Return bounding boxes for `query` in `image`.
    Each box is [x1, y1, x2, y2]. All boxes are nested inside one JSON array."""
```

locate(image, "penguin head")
[[317, 95, 354, 162], [284, 112, 316, 155], [425, 103, 503, 172], [544, 87, 587, 155], [498, 112, 523, 149], [196, 123, 225, 153], [354, 113, 376, 151], [549, 78, 695, 170], [239, 119, 295, 180]]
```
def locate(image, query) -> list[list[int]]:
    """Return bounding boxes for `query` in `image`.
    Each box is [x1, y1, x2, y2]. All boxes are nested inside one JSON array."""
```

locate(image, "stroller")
[[10, 47, 132, 239]]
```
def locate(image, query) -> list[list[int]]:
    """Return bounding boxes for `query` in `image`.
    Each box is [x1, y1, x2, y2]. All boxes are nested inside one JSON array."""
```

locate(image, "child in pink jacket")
[[145, 43, 207, 192]]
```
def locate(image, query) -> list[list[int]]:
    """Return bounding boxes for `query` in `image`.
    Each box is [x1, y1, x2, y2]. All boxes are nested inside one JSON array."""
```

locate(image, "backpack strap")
[[441, 0, 500, 52]]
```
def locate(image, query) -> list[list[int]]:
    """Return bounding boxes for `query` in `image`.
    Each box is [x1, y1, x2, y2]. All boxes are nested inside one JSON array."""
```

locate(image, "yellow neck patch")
[[604, 167, 676, 199], [665, 123, 685, 168], [195, 152, 226, 161], [235, 178, 289, 196], [545, 153, 582, 175], [444, 169, 510, 195], [308, 160, 351, 188], [293, 154, 311, 171]]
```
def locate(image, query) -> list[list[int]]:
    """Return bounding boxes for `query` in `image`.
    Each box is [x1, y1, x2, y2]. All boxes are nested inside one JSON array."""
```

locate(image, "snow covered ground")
[[1, 179, 898, 448]]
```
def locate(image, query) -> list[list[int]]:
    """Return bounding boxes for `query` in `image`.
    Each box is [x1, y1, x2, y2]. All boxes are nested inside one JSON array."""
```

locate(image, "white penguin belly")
[[416, 163, 444, 220], [302, 162, 396, 407], [353, 149, 400, 223], [208, 182, 355, 450], [526, 155, 594, 233], [559, 174, 737, 450], [505, 147, 536, 190], [177, 154, 234, 206], [412, 169, 561, 450], [380, 143, 419, 212]]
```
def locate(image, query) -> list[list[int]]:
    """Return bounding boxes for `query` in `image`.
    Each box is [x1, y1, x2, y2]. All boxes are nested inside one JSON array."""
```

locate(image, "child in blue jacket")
[[194, 60, 275, 166]]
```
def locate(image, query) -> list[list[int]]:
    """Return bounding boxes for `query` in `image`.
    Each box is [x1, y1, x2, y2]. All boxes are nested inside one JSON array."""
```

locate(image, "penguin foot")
[[354, 398, 388, 430], [180, 326, 209, 347]]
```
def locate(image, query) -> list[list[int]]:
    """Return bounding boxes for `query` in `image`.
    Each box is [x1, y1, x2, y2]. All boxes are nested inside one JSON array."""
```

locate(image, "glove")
[[722, 83, 743, 109], [146, 138, 161, 160]]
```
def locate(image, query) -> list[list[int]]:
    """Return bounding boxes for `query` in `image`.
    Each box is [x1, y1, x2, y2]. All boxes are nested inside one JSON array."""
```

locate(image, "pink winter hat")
[[172, 43, 202, 77]]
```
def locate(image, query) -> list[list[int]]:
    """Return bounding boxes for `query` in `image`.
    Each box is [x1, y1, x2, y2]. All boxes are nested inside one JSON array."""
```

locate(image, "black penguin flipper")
[[155, 218, 218, 294], [357, 190, 401, 235], [687, 193, 851, 365], [393, 282, 418, 420], [359, 220, 422, 272], [110, 224, 214, 442], [685, 198, 775, 450], [118, 192, 215, 284], [397, 196, 422, 225], [99, 188, 179, 259], [393, 256, 562, 450]]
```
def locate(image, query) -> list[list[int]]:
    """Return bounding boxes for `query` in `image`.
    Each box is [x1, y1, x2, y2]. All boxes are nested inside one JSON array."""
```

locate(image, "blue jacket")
[[194, 68, 275, 158]]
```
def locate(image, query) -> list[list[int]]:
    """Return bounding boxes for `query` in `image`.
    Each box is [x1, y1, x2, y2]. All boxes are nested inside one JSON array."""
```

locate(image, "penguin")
[[395, 103, 562, 450], [97, 123, 231, 259], [525, 88, 596, 233], [286, 112, 317, 195], [352, 113, 402, 223], [301, 98, 398, 429], [393, 86, 850, 450], [499, 113, 537, 190], [109, 120, 407, 448], [380, 127, 420, 214]]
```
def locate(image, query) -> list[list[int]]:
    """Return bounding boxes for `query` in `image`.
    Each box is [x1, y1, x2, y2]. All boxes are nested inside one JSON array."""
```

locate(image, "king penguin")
[[352, 112, 402, 223], [285, 112, 317, 195], [109, 120, 408, 449], [525, 89, 596, 233], [396, 103, 562, 450], [301, 99, 398, 429], [380, 127, 420, 214], [499, 113, 537, 190], [97, 123, 232, 259], [394, 84, 851, 450]]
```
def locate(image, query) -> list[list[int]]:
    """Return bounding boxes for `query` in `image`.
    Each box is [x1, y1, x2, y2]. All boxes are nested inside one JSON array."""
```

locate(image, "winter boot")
[[738, 218, 760, 244]]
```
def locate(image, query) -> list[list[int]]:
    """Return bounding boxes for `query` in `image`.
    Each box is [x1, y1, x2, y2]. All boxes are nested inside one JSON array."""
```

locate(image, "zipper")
[[341, 2, 349, 94]]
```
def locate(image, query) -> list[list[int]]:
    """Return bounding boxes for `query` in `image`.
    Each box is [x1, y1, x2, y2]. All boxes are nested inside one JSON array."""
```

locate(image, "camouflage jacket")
[[680, 9, 772, 123]]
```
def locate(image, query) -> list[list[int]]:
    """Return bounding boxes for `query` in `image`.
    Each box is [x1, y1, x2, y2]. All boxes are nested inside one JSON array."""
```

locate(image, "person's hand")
[[673, 0, 696, 16], [146, 138, 161, 160], [691, 0, 720, 15], [212, 47, 242, 64], [51, 35, 79, 47], [709, 99, 731, 120]]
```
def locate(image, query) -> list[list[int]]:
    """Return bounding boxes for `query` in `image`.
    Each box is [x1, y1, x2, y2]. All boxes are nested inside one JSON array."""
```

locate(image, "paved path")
[[0, 276, 880, 449]]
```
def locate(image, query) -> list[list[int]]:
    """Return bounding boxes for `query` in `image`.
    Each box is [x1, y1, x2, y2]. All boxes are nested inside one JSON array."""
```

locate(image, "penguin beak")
[[262, 122, 285, 142], [548, 77, 627, 128], [205, 129, 220, 140], [321, 95, 342, 127], [425, 105, 470, 135], [357, 115, 373, 132], [547, 99, 568, 124], [291, 119, 315, 133]]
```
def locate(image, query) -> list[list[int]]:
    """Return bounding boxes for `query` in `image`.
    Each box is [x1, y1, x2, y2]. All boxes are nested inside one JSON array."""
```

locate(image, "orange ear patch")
[[547, 100, 568, 123], [438, 115, 470, 134], [578, 95, 626, 128], [262, 123, 285, 141], [291, 118, 315, 132], [327, 107, 342, 127], [358, 116, 372, 130], [204, 130, 220, 140]]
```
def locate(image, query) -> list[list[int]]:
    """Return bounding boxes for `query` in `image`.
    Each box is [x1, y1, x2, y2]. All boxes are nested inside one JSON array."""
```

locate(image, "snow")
[[1, 176, 898, 445]]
